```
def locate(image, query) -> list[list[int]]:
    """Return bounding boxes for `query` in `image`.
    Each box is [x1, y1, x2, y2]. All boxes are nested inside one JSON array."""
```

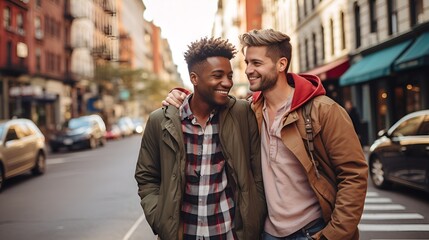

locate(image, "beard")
[[249, 67, 278, 92], [259, 72, 278, 91]]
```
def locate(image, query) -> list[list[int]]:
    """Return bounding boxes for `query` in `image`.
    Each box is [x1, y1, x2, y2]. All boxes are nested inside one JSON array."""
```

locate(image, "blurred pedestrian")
[[345, 100, 362, 139], [135, 37, 266, 240]]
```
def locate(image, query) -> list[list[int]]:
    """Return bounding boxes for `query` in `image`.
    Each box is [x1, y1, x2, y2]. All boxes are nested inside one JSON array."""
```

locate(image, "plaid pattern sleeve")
[[180, 99, 236, 240]]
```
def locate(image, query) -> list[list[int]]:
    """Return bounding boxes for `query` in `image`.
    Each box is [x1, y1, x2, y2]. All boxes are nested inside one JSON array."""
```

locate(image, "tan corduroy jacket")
[[252, 94, 368, 240]]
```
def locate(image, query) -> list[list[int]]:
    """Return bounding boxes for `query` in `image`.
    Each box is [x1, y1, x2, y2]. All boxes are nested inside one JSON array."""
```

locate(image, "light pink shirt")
[[261, 91, 322, 237]]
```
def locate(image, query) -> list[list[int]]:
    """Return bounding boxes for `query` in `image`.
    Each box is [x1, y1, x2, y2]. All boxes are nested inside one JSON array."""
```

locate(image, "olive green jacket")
[[135, 97, 267, 240]]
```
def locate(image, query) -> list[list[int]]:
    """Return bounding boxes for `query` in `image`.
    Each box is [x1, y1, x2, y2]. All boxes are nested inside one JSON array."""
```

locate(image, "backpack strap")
[[302, 99, 320, 179]]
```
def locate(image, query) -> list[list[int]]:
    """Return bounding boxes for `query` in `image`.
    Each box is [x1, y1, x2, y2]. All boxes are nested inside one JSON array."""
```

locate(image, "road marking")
[[364, 204, 405, 211], [365, 198, 392, 203], [47, 158, 66, 165], [366, 192, 379, 197], [123, 214, 146, 240], [359, 224, 429, 231], [362, 213, 424, 220]]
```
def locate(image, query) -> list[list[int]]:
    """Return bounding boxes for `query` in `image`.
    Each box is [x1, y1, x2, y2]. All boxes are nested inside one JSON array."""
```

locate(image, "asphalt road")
[[0, 136, 428, 240], [0, 135, 156, 240]]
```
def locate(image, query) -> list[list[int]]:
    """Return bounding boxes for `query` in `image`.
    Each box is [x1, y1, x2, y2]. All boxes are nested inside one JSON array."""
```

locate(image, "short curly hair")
[[184, 37, 237, 73]]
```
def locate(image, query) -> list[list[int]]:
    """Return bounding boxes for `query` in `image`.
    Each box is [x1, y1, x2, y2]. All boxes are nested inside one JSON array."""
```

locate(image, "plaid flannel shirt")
[[180, 96, 236, 240]]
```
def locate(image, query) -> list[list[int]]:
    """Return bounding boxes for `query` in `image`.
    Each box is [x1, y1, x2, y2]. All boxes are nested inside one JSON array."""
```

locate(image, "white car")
[[0, 118, 47, 191]]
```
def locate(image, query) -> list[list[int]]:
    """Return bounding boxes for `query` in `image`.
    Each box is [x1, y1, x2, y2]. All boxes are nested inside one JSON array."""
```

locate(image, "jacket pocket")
[[312, 173, 336, 211]]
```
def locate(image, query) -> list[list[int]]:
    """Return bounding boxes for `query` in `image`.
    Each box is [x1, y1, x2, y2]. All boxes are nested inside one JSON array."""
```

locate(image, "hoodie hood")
[[252, 73, 326, 112]]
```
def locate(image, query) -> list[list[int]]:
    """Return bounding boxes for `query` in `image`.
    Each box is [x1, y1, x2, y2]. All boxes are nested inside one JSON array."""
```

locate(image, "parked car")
[[131, 117, 145, 134], [368, 109, 429, 193], [105, 124, 122, 140], [0, 118, 46, 191], [117, 117, 134, 137], [49, 115, 106, 152]]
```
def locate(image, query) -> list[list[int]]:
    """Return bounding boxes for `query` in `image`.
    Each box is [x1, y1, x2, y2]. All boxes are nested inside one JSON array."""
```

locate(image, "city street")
[[0, 135, 156, 240], [0, 135, 428, 240]]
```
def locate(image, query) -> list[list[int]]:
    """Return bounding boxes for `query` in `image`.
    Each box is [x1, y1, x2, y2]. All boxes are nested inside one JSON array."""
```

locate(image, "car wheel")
[[89, 137, 97, 149], [32, 152, 46, 175], [370, 157, 391, 189], [100, 137, 106, 147]]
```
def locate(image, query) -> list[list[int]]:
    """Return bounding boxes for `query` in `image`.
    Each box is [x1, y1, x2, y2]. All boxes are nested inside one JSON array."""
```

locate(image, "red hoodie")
[[252, 73, 326, 112]]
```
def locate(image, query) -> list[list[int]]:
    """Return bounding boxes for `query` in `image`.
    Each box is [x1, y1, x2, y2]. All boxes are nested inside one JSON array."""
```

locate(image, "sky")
[[142, 0, 218, 87]]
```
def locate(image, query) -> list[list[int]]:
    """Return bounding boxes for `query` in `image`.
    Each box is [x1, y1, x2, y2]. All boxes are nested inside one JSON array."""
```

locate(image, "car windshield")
[[68, 118, 91, 130]]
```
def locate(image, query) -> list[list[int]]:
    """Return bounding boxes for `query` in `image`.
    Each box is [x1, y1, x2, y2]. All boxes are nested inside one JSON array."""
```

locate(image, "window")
[[304, 0, 307, 16], [340, 11, 346, 50], [369, 0, 377, 32], [35, 16, 43, 39], [7, 41, 12, 65], [410, 0, 423, 27], [17, 13, 24, 33], [36, 48, 41, 72], [297, 0, 301, 22], [321, 25, 325, 60], [354, 2, 361, 48], [392, 116, 423, 137], [312, 33, 317, 66], [330, 19, 334, 55], [418, 116, 429, 135], [3, 7, 11, 28], [305, 38, 309, 70], [6, 126, 19, 142], [387, 0, 398, 35]]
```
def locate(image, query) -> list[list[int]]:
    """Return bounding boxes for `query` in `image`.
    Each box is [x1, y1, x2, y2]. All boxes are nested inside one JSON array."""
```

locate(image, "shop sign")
[[9, 85, 43, 97]]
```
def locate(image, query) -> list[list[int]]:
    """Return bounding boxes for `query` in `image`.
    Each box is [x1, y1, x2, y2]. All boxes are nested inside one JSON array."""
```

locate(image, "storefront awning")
[[339, 40, 412, 86], [304, 57, 349, 81], [394, 32, 429, 71]]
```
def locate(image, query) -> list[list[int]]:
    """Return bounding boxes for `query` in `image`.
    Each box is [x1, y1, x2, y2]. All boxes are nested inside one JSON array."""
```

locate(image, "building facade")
[[265, 0, 429, 144], [1, 0, 182, 133]]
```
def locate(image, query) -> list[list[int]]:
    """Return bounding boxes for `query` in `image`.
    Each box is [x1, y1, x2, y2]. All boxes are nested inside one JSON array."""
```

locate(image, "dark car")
[[368, 110, 429, 193], [49, 115, 106, 152], [0, 118, 46, 191]]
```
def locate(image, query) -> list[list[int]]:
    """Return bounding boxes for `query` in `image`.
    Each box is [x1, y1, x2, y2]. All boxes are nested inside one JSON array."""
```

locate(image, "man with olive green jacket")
[[135, 98, 266, 240], [136, 37, 266, 240]]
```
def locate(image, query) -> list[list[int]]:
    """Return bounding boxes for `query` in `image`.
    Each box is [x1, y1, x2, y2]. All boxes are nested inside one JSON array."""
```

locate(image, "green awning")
[[339, 40, 411, 86], [394, 32, 429, 71]]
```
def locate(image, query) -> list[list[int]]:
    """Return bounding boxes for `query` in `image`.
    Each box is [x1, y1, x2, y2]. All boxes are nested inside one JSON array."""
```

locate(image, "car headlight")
[[136, 126, 143, 133]]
